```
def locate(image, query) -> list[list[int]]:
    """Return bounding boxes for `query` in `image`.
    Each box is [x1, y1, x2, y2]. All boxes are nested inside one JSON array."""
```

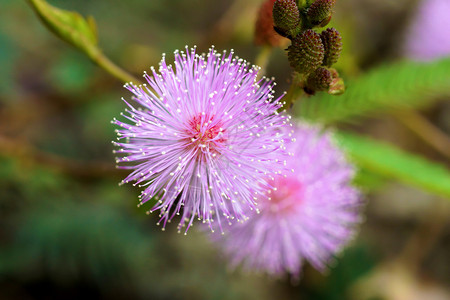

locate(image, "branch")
[[0, 135, 121, 180], [394, 109, 450, 160]]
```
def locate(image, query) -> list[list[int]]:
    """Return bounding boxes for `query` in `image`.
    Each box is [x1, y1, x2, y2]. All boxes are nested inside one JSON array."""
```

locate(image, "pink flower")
[[403, 0, 450, 61], [215, 124, 362, 277], [112, 46, 291, 234]]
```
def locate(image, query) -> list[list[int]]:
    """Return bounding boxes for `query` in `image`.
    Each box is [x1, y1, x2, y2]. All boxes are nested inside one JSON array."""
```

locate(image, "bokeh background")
[[0, 0, 449, 299]]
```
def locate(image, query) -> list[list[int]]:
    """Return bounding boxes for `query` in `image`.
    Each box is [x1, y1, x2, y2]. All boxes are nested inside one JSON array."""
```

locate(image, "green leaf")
[[295, 58, 450, 123], [336, 132, 450, 198], [352, 167, 387, 192], [27, 0, 98, 53], [27, 0, 140, 84]]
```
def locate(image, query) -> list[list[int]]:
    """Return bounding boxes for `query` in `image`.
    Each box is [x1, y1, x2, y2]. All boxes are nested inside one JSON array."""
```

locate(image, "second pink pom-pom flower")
[[214, 124, 362, 277]]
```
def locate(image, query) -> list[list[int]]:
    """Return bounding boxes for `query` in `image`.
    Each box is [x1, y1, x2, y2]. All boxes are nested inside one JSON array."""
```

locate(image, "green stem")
[[254, 46, 273, 78], [86, 47, 142, 84], [281, 73, 305, 111], [27, 0, 141, 85]]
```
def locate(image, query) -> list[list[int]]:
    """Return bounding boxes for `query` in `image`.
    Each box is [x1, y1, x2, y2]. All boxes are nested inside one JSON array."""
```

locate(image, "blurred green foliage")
[[48, 51, 96, 94], [337, 132, 450, 198], [296, 58, 450, 123]]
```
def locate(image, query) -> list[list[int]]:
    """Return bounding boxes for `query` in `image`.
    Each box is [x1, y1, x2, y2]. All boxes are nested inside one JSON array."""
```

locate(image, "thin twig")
[[86, 47, 142, 85], [394, 110, 450, 160], [254, 45, 273, 79], [0, 135, 120, 180]]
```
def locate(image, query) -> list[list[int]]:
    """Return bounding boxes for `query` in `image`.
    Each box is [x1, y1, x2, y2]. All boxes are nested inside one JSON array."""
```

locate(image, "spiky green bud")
[[287, 29, 324, 74], [320, 27, 342, 67], [304, 67, 344, 94], [328, 76, 345, 95], [273, 0, 301, 37], [307, 0, 336, 27], [305, 67, 333, 93]]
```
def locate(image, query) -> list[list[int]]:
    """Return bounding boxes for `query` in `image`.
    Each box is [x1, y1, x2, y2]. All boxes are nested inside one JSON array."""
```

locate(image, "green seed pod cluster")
[[267, 0, 345, 97], [273, 0, 301, 38], [305, 67, 333, 93], [288, 29, 324, 75], [321, 27, 342, 67], [328, 70, 345, 95], [307, 0, 336, 27], [304, 67, 344, 94]]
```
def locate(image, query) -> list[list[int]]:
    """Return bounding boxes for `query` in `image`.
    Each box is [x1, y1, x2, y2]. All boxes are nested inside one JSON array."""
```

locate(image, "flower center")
[[263, 176, 303, 214], [186, 113, 226, 155]]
